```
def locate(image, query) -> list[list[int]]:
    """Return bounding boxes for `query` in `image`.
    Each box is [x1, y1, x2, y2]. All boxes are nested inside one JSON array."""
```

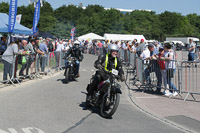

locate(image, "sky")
[[0, 0, 200, 16]]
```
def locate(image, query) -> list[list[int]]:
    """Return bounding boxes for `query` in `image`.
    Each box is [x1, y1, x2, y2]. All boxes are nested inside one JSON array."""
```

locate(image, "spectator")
[[19, 40, 35, 76], [140, 46, 150, 63], [39, 39, 48, 72], [0, 36, 7, 55], [144, 44, 162, 94], [188, 39, 196, 63], [136, 39, 146, 57], [155, 47, 167, 94], [2, 40, 24, 81], [55, 40, 63, 69], [130, 41, 136, 53], [154, 41, 161, 51], [163, 43, 178, 97]]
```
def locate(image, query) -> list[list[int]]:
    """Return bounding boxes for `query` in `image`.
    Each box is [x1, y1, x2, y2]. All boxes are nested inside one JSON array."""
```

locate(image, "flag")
[[8, 0, 18, 33], [16, 14, 22, 24], [71, 27, 75, 41], [33, 0, 41, 34]]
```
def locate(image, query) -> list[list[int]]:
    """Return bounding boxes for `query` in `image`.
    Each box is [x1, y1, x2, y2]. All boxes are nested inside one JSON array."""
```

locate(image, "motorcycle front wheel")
[[100, 93, 120, 118]]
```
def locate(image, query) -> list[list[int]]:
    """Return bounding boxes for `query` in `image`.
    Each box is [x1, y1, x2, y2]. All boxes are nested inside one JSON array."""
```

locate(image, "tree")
[[0, 2, 9, 13]]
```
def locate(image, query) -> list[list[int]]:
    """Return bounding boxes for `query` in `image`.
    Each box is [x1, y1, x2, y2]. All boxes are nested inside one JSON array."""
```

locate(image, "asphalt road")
[[0, 54, 187, 133]]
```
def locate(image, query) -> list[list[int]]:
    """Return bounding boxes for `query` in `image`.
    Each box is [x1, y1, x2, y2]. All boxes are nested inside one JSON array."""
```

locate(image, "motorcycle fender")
[[112, 87, 122, 94]]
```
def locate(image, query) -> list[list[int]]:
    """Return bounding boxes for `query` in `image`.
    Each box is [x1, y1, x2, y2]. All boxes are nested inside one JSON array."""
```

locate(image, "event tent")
[[104, 33, 146, 41], [0, 13, 33, 35], [78, 33, 105, 40]]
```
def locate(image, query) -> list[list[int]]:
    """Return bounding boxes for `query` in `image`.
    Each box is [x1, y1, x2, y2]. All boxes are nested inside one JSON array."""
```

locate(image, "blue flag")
[[33, 0, 41, 34], [8, 0, 18, 33]]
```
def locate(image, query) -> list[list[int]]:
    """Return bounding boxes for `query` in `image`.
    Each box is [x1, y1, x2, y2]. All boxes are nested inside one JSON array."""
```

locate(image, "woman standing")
[[163, 43, 178, 97]]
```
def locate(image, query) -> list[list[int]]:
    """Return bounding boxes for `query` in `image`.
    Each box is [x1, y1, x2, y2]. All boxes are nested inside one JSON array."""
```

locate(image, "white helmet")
[[74, 40, 80, 45], [108, 44, 119, 54]]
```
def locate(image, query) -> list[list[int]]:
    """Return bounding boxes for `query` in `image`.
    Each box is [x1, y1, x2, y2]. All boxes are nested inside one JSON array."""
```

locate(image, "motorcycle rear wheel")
[[65, 68, 69, 82], [100, 93, 120, 118]]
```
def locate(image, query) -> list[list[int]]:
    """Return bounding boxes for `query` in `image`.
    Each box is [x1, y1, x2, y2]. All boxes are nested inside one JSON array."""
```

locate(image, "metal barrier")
[[129, 52, 136, 68], [0, 51, 68, 86], [136, 57, 145, 85], [180, 61, 200, 101], [127, 56, 181, 97]]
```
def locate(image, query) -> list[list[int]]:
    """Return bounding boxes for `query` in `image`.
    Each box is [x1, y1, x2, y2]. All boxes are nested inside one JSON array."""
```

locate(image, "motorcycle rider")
[[87, 44, 125, 96], [64, 40, 83, 78]]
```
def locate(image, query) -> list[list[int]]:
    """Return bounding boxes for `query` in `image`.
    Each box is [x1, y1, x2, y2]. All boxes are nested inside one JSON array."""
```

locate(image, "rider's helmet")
[[108, 44, 119, 58], [74, 40, 80, 49], [108, 44, 119, 54], [74, 40, 80, 45]]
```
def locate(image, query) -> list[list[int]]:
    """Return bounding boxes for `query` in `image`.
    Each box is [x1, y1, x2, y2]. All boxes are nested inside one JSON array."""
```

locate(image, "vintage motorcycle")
[[86, 69, 122, 118], [64, 57, 77, 82]]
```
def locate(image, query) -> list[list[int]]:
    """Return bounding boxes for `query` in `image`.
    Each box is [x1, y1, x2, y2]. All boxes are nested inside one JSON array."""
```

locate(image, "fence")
[[87, 46, 200, 101], [0, 51, 66, 87], [180, 61, 200, 101]]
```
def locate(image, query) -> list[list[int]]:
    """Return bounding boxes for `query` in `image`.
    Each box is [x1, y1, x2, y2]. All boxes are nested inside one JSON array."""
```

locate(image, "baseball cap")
[[148, 43, 154, 47], [159, 46, 164, 50], [141, 39, 144, 42]]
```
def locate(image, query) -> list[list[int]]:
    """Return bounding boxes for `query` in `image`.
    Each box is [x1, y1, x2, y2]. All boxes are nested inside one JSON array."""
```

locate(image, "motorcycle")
[[86, 69, 122, 118], [64, 57, 77, 82]]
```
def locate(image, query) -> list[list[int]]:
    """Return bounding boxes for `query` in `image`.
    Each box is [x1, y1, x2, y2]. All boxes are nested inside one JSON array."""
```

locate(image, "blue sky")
[[0, 0, 200, 15]]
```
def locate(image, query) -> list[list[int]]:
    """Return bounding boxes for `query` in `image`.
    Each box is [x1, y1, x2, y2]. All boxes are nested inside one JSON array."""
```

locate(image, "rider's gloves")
[[96, 64, 103, 70]]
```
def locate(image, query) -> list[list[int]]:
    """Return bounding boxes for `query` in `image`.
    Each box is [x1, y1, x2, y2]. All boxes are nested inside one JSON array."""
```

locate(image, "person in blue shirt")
[[39, 40, 48, 72], [144, 44, 162, 94]]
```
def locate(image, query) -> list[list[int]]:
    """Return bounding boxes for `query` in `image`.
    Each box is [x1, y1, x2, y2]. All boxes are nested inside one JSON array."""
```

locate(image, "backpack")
[[48, 41, 53, 52]]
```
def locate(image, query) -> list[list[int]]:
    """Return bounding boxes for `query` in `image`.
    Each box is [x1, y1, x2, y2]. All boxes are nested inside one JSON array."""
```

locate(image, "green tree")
[[38, 1, 56, 32], [0, 2, 9, 13], [18, 5, 34, 28]]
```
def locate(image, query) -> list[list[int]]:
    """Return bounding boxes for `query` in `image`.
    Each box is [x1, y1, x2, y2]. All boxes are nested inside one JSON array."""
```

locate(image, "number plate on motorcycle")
[[112, 69, 118, 75]]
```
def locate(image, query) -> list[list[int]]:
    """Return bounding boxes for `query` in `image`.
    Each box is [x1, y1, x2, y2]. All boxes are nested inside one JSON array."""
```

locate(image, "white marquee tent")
[[77, 33, 105, 40], [104, 33, 146, 41]]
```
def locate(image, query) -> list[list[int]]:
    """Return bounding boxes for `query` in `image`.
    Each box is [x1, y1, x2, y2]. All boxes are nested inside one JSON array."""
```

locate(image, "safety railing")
[[0, 51, 67, 87], [180, 61, 200, 101]]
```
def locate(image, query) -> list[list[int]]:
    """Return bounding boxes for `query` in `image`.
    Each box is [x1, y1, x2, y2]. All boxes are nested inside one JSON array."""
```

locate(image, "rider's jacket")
[[94, 53, 124, 76], [65, 46, 83, 61]]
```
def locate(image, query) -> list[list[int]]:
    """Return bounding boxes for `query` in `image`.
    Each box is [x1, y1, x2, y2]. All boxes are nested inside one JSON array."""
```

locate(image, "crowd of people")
[[0, 37, 83, 82]]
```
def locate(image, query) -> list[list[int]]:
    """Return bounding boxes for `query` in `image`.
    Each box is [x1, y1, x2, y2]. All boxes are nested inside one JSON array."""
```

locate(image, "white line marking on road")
[[0, 127, 45, 133], [82, 69, 86, 71], [22, 127, 45, 133]]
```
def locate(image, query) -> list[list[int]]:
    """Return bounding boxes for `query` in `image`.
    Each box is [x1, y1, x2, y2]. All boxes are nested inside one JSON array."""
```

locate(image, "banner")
[[16, 14, 22, 24], [33, 0, 41, 34], [8, 0, 18, 33], [71, 27, 75, 41]]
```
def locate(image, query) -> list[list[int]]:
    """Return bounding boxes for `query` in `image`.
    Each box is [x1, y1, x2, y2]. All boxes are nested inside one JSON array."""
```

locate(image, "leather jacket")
[[65, 46, 83, 61], [94, 54, 124, 77]]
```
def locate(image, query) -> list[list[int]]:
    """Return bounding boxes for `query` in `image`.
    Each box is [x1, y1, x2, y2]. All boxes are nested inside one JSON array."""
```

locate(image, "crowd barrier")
[[0, 51, 67, 86], [87, 46, 199, 101], [180, 61, 200, 101]]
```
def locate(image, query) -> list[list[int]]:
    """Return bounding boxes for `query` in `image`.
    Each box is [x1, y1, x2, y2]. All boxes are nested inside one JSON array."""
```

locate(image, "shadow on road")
[[79, 97, 113, 119], [57, 78, 78, 84]]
